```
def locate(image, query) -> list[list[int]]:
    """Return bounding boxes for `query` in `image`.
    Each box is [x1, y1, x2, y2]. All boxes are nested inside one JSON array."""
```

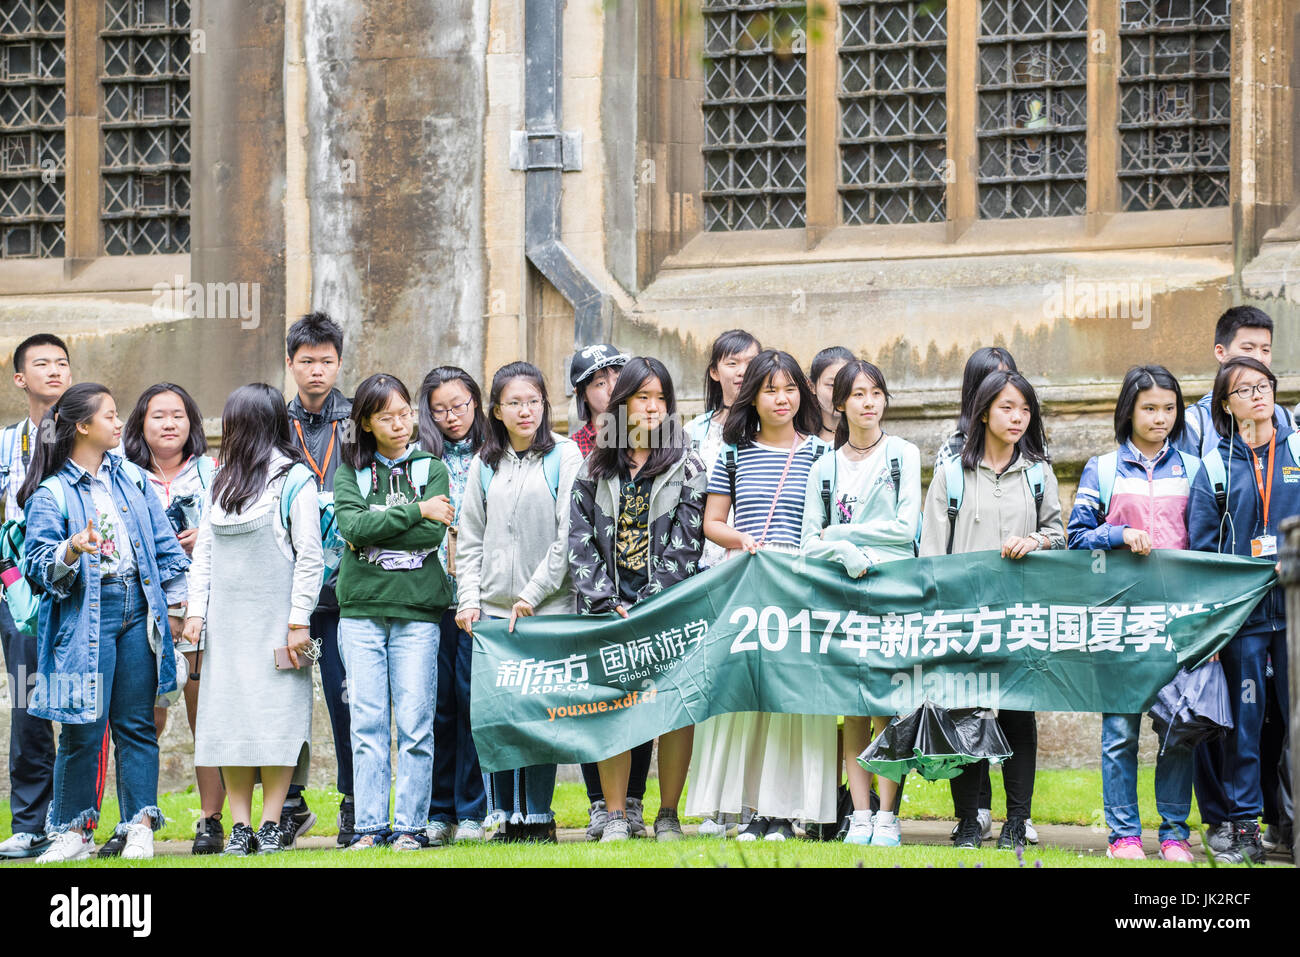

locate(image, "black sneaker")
[[192, 814, 224, 855], [520, 820, 558, 844], [336, 798, 358, 848], [256, 821, 286, 855], [997, 816, 1028, 852], [763, 819, 796, 842], [1261, 822, 1293, 855], [489, 822, 515, 843], [224, 822, 258, 857], [277, 798, 316, 849], [1205, 821, 1235, 855], [736, 816, 770, 842], [952, 816, 983, 849], [97, 830, 128, 858], [1214, 820, 1266, 865]]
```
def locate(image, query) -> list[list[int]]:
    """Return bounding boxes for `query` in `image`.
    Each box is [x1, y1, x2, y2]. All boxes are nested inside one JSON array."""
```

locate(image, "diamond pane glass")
[[1118, 0, 1229, 210], [702, 1, 807, 230], [100, 0, 189, 253], [977, 0, 1087, 219], [838, 1, 947, 225], [0, 0, 64, 258]]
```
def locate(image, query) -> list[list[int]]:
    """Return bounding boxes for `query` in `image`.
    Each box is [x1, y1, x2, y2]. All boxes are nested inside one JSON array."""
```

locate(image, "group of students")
[[0, 304, 1291, 865]]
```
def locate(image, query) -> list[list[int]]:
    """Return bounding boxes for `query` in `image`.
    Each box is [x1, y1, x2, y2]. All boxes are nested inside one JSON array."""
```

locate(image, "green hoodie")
[[333, 449, 452, 622]]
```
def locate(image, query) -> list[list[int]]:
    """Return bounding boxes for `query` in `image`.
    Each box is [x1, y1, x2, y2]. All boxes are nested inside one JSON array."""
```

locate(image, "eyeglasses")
[[430, 399, 474, 421], [374, 410, 415, 427], [501, 399, 544, 412], [1229, 381, 1274, 400]]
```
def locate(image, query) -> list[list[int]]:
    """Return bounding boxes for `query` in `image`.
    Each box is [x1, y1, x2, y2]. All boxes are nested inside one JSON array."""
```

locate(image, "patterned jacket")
[[568, 450, 708, 614]]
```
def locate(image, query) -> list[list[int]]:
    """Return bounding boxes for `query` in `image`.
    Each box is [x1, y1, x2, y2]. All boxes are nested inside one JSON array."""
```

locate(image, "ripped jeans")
[[47, 574, 164, 834]]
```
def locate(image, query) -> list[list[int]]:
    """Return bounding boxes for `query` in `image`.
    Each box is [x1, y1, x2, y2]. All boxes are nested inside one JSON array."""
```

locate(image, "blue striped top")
[[707, 437, 829, 547]]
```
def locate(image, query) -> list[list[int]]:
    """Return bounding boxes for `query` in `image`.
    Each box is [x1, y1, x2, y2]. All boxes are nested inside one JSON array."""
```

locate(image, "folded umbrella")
[[858, 699, 1013, 783], [1148, 662, 1234, 756]]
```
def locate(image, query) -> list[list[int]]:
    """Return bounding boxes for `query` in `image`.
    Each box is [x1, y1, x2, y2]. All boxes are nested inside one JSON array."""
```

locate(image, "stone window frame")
[[0, 0, 189, 294], [639, 0, 1289, 280]]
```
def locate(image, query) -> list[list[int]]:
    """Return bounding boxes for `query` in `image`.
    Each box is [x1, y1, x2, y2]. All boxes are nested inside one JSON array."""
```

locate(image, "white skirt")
[[684, 542, 838, 823]]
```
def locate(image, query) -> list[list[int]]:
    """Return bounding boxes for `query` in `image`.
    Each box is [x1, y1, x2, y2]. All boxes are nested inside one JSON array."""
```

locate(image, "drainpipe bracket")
[[510, 129, 583, 172]]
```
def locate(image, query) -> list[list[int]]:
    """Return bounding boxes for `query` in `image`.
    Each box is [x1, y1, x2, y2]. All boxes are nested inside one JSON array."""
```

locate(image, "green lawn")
[[3, 765, 1202, 844]]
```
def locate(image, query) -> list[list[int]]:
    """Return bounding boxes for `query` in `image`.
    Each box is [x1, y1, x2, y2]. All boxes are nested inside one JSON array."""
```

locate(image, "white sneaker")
[[870, 813, 902, 847], [0, 832, 51, 859], [454, 820, 486, 843], [979, 808, 993, 840], [426, 821, 453, 847], [845, 810, 873, 845], [697, 817, 727, 838], [121, 823, 154, 859], [35, 830, 93, 864], [1025, 818, 1038, 844]]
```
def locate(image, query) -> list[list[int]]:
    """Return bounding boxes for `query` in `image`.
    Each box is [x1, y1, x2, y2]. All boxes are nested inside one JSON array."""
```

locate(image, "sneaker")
[[950, 808, 993, 841], [997, 816, 1028, 852], [455, 820, 486, 843], [192, 814, 224, 855], [1261, 823, 1293, 855], [0, 832, 51, 860], [255, 821, 286, 854], [426, 820, 454, 847], [1214, 820, 1266, 865], [1159, 839, 1195, 863], [654, 808, 684, 841], [764, 819, 795, 842], [489, 822, 516, 843], [1024, 817, 1038, 844], [520, 820, 558, 844], [391, 833, 423, 851], [1106, 835, 1146, 860], [585, 801, 608, 842], [35, 830, 93, 864], [1205, 821, 1234, 855], [337, 798, 358, 848], [277, 798, 316, 849], [625, 797, 647, 838], [345, 834, 380, 851], [697, 817, 727, 838], [601, 814, 631, 843], [845, 810, 874, 846], [951, 817, 983, 849], [870, 813, 902, 847], [97, 830, 127, 858], [736, 816, 770, 842], [224, 823, 258, 857], [121, 822, 154, 860]]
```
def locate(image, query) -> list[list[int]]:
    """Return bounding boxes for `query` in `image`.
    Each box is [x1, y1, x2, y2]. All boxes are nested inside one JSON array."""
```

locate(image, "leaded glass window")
[[1118, 0, 1229, 210], [0, 0, 64, 258], [977, 0, 1087, 219], [838, 0, 946, 225], [101, 0, 190, 254], [702, 1, 807, 230]]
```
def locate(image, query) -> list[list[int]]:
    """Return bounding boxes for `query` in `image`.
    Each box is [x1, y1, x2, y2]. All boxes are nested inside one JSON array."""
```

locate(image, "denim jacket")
[[21, 456, 190, 724]]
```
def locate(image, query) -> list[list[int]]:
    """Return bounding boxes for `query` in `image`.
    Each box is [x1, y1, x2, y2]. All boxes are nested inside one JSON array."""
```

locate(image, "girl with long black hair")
[[20, 383, 190, 862]]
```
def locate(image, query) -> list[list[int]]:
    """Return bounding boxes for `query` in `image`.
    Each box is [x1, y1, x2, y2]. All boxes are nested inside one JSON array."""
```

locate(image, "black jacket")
[[287, 388, 352, 608]]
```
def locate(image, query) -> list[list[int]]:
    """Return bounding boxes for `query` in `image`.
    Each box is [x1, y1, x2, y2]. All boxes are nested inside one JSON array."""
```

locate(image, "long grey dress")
[[193, 509, 312, 781]]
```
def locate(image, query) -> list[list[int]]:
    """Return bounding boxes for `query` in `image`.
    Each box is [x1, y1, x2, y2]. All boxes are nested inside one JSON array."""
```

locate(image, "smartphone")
[[273, 646, 305, 670]]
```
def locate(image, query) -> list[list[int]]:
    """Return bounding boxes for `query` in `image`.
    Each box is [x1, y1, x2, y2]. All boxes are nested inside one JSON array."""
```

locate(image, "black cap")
[[569, 344, 629, 391]]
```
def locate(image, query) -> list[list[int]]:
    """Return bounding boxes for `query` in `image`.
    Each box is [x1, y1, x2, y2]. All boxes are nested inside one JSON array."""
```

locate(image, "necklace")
[[845, 431, 885, 454]]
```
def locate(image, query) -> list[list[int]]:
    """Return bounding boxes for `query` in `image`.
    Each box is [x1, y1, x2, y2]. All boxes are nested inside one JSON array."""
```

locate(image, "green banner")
[[470, 549, 1277, 773]]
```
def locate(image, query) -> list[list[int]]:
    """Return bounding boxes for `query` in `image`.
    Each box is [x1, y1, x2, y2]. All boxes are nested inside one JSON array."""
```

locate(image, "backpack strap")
[[356, 466, 372, 496], [942, 454, 964, 555], [1096, 451, 1119, 516], [1200, 447, 1227, 514], [723, 443, 739, 503], [1175, 449, 1201, 485], [479, 459, 494, 509], [0, 424, 18, 481], [820, 452, 836, 528], [118, 459, 149, 494], [409, 456, 433, 496], [195, 455, 217, 489], [280, 463, 315, 530], [1025, 462, 1045, 511], [542, 444, 564, 499], [1286, 432, 1300, 470], [38, 475, 68, 519]]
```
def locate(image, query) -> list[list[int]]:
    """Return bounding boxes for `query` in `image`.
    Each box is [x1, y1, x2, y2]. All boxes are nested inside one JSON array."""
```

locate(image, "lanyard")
[[758, 435, 803, 546], [154, 454, 193, 504], [19, 420, 30, 469], [294, 419, 336, 486], [1248, 432, 1276, 533]]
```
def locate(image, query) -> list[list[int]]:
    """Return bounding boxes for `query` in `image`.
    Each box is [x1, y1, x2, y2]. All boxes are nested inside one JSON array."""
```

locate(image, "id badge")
[[1251, 534, 1277, 558]]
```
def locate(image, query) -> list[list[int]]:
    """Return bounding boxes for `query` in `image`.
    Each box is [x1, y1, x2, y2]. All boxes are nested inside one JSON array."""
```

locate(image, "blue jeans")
[[481, 615, 555, 825], [1, 599, 54, 834], [428, 609, 485, 823], [47, 575, 163, 834], [1101, 712, 1192, 842], [339, 616, 439, 835], [1219, 628, 1290, 820]]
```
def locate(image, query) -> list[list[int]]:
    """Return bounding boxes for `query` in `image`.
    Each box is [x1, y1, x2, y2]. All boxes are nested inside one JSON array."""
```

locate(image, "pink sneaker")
[[1159, 839, 1194, 863], [1106, 835, 1146, 860]]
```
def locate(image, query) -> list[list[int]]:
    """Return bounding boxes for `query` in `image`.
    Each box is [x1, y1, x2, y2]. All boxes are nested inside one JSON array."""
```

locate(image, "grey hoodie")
[[919, 453, 1066, 557], [454, 434, 584, 619]]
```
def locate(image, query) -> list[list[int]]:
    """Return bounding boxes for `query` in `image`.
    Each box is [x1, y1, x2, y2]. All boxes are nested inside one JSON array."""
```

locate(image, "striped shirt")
[[707, 436, 828, 547]]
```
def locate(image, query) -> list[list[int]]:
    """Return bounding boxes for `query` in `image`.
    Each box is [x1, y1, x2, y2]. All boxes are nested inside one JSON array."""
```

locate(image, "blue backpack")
[[479, 444, 566, 507], [1, 460, 150, 637], [817, 436, 920, 556], [280, 463, 347, 588], [942, 455, 1045, 555], [1196, 432, 1300, 514], [1093, 448, 1202, 515]]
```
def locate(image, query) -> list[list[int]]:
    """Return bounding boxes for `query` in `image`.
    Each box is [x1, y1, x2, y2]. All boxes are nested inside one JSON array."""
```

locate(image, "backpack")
[[942, 455, 1046, 555], [1198, 432, 1300, 515], [818, 436, 920, 556], [1094, 448, 1202, 515], [195, 455, 217, 489], [280, 462, 346, 588], [1, 460, 150, 637], [479, 444, 565, 508], [721, 438, 828, 503]]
